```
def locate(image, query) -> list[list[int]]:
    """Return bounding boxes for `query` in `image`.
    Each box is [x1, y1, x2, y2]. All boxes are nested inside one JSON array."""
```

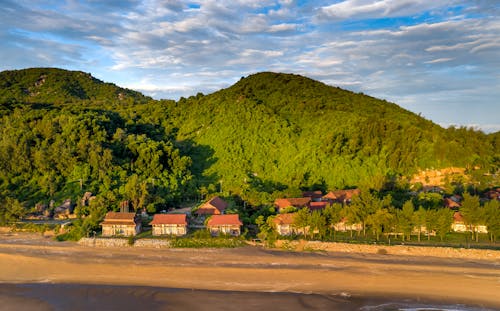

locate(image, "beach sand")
[[0, 233, 499, 310]]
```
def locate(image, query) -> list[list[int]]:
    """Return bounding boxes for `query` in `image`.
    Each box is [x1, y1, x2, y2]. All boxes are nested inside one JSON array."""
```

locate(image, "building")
[[206, 214, 242, 236], [302, 191, 323, 202], [150, 214, 188, 236], [451, 211, 488, 233], [322, 189, 360, 204], [101, 212, 141, 236], [309, 201, 329, 211], [274, 197, 311, 213], [333, 217, 362, 232], [195, 196, 228, 216], [444, 198, 461, 209], [273, 213, 296, 236]]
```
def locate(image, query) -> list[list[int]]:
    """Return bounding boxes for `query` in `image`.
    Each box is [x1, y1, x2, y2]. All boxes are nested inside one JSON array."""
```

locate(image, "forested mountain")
[[0, 67, 149, 106], [165, 72, 498, 204], [0, 68, 498, 219], [0, 68, 191, 225]]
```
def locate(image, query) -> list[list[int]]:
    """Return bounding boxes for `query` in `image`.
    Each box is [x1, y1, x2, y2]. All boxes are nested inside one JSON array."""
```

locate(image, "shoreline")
[[0, 233, 499, 309], [1, 283, 495, 311]]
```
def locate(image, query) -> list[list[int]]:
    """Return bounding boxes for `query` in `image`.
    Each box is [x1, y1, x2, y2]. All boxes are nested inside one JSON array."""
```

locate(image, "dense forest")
[[0, 68, 498, 234]]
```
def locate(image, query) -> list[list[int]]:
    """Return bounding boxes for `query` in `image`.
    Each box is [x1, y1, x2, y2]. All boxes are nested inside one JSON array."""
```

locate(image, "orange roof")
[[150, 214, 187, 225], [273, 213, 295, 225], [444, 198, 461, 209], [309, 201, 328, 211], [302, 191, 323, 199], [453, 211, 463, 222], [101, 221, 138, 226], [323, 189, 360, 201], [274, 197, 311, 210], [103, 212, 137, 221], [207, 214, 242, 226], [197, 196, 228, 215]]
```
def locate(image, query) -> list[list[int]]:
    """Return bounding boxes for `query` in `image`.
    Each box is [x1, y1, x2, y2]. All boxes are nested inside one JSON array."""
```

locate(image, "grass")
[[280, 231, 500, 250]]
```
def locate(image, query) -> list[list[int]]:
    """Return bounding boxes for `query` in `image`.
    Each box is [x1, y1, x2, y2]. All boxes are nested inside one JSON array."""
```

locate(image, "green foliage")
[[1, 68, 498, 235], [483, 200, 500, 242], [255, 215, 278, 246], [396, 200, 415, 241], [0, 197, 26, 225], [169, 234, 245, 248]]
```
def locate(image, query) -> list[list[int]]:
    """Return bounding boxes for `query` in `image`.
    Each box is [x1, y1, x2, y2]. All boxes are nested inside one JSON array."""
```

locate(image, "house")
[[322, 189, 360, 205], [150, 214, 188, 236], [195, 196, 228, 216], [309, 201, 329, 211], [444, 198, 461, 209], [333, 217, 362, 232], [273, 213, 296, 236], [302, 191, 323, 202], [206, 214, 242, 236], [484, 189, 500, 201], [451, 211, 488, 233], [274, 197, 311, 213], [101, 212, 141, 236]]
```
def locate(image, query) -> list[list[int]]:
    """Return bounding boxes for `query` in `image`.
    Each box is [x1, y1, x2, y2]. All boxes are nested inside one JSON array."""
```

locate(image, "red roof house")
[[273, 213, 296, 236], [206, 214, 243, 236], [101, 212, 141, 236], [302, 191, 323, 201], [309, 201, 329, 211], [195, 196, 228, 216], [274, 197, 311, 212], [444, 198, 461, 209], [150, 214, 188, 236], [322, 189, 360, 204]]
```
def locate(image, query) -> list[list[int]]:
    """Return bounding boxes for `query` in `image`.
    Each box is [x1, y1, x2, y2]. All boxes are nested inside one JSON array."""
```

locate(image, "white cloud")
[[1, 0, 498, 132], [318, 0, 455, 20], [424, 58, 453, 64]]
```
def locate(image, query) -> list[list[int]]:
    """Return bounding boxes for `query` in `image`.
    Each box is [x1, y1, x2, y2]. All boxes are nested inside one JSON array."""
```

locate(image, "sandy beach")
[[0, 233, 499, 310]]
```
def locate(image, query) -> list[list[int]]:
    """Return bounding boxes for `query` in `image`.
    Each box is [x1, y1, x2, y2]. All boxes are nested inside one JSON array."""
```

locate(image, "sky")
[[1, 0, 499, 133]]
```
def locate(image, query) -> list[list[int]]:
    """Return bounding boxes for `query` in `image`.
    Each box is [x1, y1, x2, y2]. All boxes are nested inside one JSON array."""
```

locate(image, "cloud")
[[317, 0, 455, 20], [0, 0, 498, 132]]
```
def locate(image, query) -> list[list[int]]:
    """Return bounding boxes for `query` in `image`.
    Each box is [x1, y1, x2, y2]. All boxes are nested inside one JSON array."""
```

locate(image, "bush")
[[169, 236, 245, 248], [128, 235, 136, 246]]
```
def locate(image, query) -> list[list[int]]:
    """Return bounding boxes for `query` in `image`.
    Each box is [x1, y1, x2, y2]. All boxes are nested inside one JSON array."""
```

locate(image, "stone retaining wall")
[[78, 237, 171, 248], [275, 240, 500, 262]]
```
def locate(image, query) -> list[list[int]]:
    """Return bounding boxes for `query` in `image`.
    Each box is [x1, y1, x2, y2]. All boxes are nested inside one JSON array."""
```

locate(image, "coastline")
[[0, 233, 499, 309]]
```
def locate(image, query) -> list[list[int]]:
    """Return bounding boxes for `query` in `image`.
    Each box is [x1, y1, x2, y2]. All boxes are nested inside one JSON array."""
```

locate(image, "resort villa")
[[101, 212, 141, 237]]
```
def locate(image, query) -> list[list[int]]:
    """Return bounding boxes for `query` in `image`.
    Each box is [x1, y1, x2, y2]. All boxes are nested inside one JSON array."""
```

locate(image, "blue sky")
[[1, 0, 499, 132]]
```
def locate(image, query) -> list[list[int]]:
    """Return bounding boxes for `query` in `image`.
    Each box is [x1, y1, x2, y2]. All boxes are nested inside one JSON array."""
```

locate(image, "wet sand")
[[0, 233, 499, 310]]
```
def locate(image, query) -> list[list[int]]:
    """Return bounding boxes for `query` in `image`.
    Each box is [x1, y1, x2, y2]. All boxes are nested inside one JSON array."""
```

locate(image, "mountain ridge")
[[0, 68, 498, 208]]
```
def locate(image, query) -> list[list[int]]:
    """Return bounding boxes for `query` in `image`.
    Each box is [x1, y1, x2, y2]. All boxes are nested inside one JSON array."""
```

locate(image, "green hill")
[[0, 69, 498, 215], [165, 72, 498, 203], [0, 67, 149, 106]]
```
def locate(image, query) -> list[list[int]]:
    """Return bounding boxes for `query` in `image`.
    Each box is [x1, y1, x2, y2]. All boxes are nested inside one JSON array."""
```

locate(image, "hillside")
[[164, 72, 498, 203], [0, 67, 149, 106], [0, 69, 498, 214]]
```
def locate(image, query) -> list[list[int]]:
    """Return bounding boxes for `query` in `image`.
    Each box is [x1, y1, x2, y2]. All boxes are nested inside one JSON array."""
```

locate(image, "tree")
[[255, 215, 277, 247], [412, 206, 427, 242], [349, 191, 391, 237], [367, 207, 393, 241], [397, 200, 414, 241], [323, 203, 343, 240], [309, 210, 326, 239], [460, 193, 481, 242], [435, 208, 453, 242], [0, 197, 26, 225], [483, 200, 500, 243], [293, 208, 311, 238]]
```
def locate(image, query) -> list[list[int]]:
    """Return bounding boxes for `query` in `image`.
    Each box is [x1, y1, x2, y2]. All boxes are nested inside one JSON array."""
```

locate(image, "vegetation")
[[252, 189, 500, 249], [0, 68, 498, 243]]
